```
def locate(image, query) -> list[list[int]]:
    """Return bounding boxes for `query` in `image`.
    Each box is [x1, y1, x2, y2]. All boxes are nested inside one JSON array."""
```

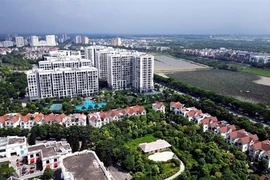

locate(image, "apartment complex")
[[30, 35, 57, 47], [85, 46, 154, 92], [27, 66, 98, 100], [27, 50, 98, 100], [15, 36, 24, 47]]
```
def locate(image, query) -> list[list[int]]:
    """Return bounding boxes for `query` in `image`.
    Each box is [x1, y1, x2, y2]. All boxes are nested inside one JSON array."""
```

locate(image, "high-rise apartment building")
[[27, 67, 98, 100], [2, 41, 14, 47], [111, 37, 122, 46], [15, 36, 24, 47], [30, 36, 39, 46], [132, 54, 154, 93], [27, 50, 98, 100], [46, 35, 57, 46], [75, 36, 82, 44], [81, 36, 89, 44], [84, 46, 106, 66]]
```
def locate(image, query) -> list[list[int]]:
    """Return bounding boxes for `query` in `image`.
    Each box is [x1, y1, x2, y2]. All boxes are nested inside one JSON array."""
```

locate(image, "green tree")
[[42, 168, 54, 180], [0, 163, 15, 180]]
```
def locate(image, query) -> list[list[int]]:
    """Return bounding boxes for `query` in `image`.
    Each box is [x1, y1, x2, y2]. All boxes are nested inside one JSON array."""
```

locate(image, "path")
[[164, 160, 185, 180]]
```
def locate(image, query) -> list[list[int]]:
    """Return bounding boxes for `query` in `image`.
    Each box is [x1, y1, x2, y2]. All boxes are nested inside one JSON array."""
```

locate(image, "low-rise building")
[[139, 139, 171, 154], [0, 136, 28, 158], [152, 102, 165, 113]]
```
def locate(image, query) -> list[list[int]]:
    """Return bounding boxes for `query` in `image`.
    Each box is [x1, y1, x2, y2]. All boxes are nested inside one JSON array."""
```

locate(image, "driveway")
[[164, 160, 185, 180], [108, 165, 132, 180]]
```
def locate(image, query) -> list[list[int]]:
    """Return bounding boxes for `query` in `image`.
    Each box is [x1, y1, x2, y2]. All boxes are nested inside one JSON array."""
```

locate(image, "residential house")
[[152, 102, 165, 113], [4, 113, 21, 128], [139, 139, 171, 154], [170, 101, 184, 115], [229, 129, 258, 152], [63, 114, 86, 127], [249, 140, 270, 168], [201, 116, 219, 132]]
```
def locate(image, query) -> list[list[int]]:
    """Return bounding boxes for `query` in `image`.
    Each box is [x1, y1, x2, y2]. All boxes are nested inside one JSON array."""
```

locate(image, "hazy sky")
[[1, 0, 269, 34]]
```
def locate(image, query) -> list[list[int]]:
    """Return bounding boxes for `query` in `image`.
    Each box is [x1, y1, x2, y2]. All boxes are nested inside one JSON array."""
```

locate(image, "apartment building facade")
[[27, 67, 98, 100]]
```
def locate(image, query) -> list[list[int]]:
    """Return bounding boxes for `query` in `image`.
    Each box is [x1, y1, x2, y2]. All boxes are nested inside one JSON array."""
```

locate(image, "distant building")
[[81, 36, 89, 44], [31, 36, 39, 46], [58, 33, 68, 43], [46, 35, 57, 46], [2, 41, 14, 47], [15, 36, 24, 47], [75, 36, 82, 44], [111, 37, 121, 46]]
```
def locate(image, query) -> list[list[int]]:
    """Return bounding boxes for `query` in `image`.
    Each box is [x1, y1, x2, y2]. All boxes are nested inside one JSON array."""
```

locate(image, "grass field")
[[125, 134, 157, 151], [166, 69, 270, 103], [240, 67, 270, 77]]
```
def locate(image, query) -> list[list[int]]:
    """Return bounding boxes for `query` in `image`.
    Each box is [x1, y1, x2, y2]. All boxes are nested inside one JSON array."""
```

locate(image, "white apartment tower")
[[75, 36, 82, 44], [31, 36, 39, 46], [27, 67, 98, 100], [107, 52, 134, 90], [84, 46, 106, 66], [15, 36, 24, 47], [95, 47, 115, 80], [46, 35, 57, 46], [132, 54, 154, 93], [111, 37, 122, 46]]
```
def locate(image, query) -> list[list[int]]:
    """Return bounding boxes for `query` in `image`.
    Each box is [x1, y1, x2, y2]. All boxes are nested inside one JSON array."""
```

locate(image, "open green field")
[[125, 134, 157, 151], [240, 67, 270, 77], [166, 69, 270, 103]]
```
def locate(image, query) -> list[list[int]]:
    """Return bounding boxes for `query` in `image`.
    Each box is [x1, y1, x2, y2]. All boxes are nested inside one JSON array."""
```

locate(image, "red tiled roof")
[[0, 116, 4, 123], [155, 102, 164, 109], [229, 129, 246, 138], [170, 102, 183, 109], [21, 116, 30, 122]]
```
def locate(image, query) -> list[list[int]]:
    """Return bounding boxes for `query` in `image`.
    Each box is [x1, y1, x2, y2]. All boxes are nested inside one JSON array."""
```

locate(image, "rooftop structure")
[[61, 150, 111, 180], [139, 139, 171, 153]]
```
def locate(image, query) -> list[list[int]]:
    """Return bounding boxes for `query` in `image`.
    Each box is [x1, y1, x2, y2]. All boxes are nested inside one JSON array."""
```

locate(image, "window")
[[54, 158, 57, 162], [46, 160, 50, 164]]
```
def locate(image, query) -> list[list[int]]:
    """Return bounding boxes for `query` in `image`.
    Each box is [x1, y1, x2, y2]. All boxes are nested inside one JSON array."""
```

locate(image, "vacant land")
[[154, 55, 209, 73], [166, 69, 270, 103], [240, 67, 270, 77]]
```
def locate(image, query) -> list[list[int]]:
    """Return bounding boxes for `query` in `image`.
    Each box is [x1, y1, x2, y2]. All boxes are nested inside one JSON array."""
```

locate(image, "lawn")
[[125, 134, 157, 151], [240, 67, 270, 77], [166, 69, 270, 103]]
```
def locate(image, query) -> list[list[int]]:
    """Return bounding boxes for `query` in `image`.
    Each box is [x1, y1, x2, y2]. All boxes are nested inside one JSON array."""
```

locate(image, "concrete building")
[[46, 35, 57, 46], [111, 37, 121, 46], [2, 41, 14, 47], [75, 36, 82, 44], [95, 47, 115, 80], [30, 36, 39, 46], [15, 36, 24, 47], [81, 36, 89, 44], [27, 66, 99, 100], [85, 46, 106, 65], [0, 136, 28, 158]]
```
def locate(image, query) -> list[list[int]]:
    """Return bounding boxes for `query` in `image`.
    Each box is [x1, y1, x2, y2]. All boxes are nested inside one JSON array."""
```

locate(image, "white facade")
[[31, 36, 39, 46], [132, 54, 154, 93], [15, 36, 24, 47], [0, 136, 28, 158], [46, 35, 57, 46], [111, 37, 121, 46], [3, 41, 14, 47], [84, 46, 106, 66], [27, 67, 98, 100], [75, 36, 82, 44]]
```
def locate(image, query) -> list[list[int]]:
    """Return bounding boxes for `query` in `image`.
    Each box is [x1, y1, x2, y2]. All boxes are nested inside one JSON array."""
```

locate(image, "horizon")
[[1, 0, 269, 35]]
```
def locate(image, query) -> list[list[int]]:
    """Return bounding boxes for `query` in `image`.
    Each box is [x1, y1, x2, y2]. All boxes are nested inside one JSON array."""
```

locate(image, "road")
[[164, 160, 185, 180], [155, 82, 269, 127], [64, 42, 72, 49]]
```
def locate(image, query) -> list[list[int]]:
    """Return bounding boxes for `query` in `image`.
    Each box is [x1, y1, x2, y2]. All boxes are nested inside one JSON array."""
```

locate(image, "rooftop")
[[139, 139, 171, 153], [63, 153, 107, 180], [8, 137, 26, 145]]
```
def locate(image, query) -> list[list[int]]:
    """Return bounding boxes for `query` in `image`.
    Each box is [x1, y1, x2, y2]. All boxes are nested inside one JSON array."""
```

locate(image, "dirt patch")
[[254, 76, 270, 86]]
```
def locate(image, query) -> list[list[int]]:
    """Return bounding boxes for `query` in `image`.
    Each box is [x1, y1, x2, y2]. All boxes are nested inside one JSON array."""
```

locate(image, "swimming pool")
[[75, 100, 107, 111]]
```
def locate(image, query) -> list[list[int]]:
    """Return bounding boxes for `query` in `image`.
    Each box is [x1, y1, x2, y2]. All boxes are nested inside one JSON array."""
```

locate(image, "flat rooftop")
[[28, 145, 57, 158], [63, 153, 107, 180], [8, 137, 25, 145]]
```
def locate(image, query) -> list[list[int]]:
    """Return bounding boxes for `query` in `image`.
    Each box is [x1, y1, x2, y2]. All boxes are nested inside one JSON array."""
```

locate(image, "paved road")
[[108, 165, 132, 180], [156, 82, 269, 127], [164, 160, 185, 180]]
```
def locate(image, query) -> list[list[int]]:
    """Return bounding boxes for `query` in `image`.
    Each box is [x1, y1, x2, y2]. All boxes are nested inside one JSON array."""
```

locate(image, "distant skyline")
[[1, 0, 269, 35]]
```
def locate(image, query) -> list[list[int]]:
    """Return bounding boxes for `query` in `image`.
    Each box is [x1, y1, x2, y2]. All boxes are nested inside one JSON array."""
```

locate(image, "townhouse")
[[169, 101, 270, 168], [88, 105, 146, 128]]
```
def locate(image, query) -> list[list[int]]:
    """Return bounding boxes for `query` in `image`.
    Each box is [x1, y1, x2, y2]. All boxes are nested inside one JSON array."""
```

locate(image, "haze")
[[1, 0, 269, 34]]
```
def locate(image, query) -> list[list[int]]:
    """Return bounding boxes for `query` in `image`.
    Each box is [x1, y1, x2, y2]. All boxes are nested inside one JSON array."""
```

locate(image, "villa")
[[152, 101, 165, 113], [139, 139, 171, 154]]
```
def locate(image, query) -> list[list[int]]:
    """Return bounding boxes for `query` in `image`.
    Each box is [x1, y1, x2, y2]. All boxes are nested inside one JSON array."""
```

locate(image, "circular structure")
[[148, 151, 174, 162]]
